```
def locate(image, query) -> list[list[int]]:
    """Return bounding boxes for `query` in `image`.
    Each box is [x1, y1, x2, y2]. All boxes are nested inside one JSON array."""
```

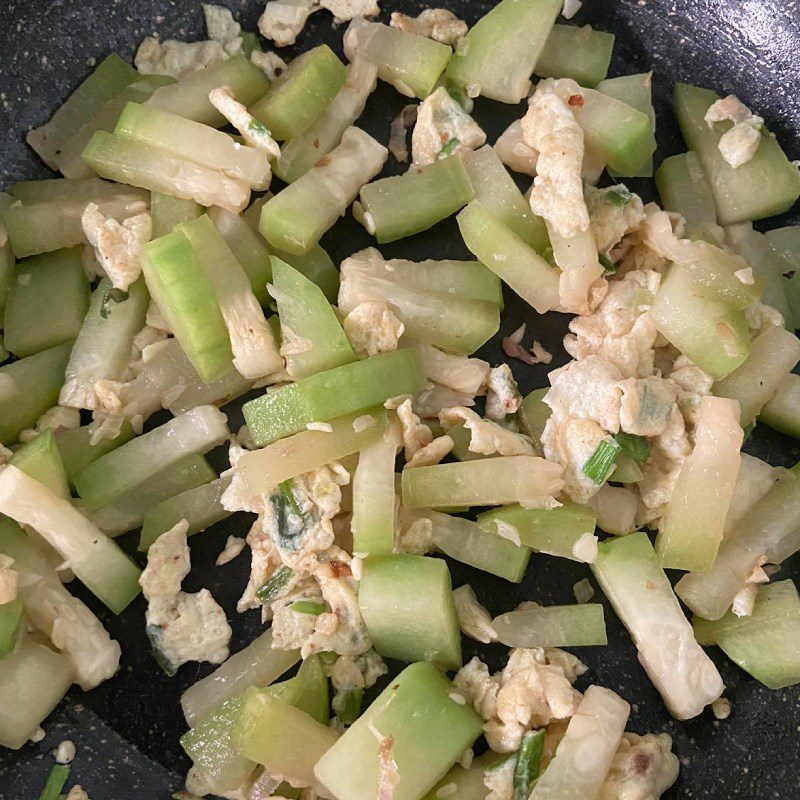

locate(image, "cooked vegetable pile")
[[1, 1, 800, 799]]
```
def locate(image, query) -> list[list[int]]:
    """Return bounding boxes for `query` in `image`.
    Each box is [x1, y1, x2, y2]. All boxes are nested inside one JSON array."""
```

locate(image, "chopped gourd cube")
[[656, 396, 743, 571], [714, 324, 800, 427], [235, 690, 339, 787], [462, 146, 549, 253], [26, 53, 138, 168], [250, 44, 347, 141], [181, 628, 300, 727], [359, 554, 462, 669], [401, 457, 564, 510], [260, 127, 387, 255], [445, 0, 562, 103], [693, 580, 800, 690], [592, 532, 724, 719], [60, 276, 149, 410], [458, 200, 560, 314], [92, 455, 216, 536], [141, 230, 234, 383], [0, 639, 74, 749], [0, 465, 142, 614], [477, 502, 598, 563], [242, 349, 423, 446], [3, 248, 89, 357], [0, 341, 73, 445], [535, 24, 615, 88], [270, 257, 356, 380], [139, 477, 232, 552], [674, 82, 800, 224], [345, 18, 452, 100], [115, 102, 272, 190], [358, 154, 475, 244], [55, 421, 135, 487], [10, 429, 70, 499], [146, 55, 270, 127], [650, 261, 749, 380], [315, 662, 483, 800], [82, 131, 251, 213], [276, 58, 379, 183]]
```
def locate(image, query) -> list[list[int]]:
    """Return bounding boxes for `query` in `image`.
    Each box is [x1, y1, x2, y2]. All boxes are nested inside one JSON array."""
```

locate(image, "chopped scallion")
[[439, 137, 460, 157], [278, 479, 303, 517], [606, 186, 632, 206], [614, 432, 651, 462], [332, 686, 364, 725], [514, 729, 546, 800], [248, 118, 271, 136], [99, 287, 130, 319], [599, 253, 618, 275], [38, 764, 70, 800], [290, 600, 327, 616], [582, 438, 621, 484], [256, 565, 293, 603]]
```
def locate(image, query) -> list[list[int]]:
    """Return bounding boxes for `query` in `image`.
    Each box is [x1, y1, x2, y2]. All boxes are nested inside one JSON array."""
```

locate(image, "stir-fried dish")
[[1, 1, 800, 799]]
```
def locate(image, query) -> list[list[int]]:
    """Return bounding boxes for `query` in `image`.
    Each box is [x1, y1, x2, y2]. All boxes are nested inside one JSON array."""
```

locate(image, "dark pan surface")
[[0, 1, 799, 798]]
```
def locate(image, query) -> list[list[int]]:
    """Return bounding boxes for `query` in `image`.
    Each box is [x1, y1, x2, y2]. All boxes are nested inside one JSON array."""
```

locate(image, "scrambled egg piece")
[[328, 650, 387, 692], [82, 203, 152, 292], [327, 650, 388, 722], [48, 593, 122, 690], [250, 50, 288, 80], [390, 8, 467, 45], [635, 407, 691, 526], [301, 557, 372, 658], [140, 521, 232, 675], [542, 416, 612, 503], [746, 300, 785, 337], [545, 357, 623, 432], [704, 95, 764, 168], [667, 355, 713, 430], [259, 0, 318, 47], [454, 649, 582, 753], [0, 554, 19, 604], [396, 398, 434, 458], [413, 381, 480, 419], [411, 87, 486, 165], [136, 8, 242, 79], [135, 38, 231, 78], [564, 270, 661, 379], [494, 120, 538, 176], [258, 464, 350, 571], [19, 404, 82, 443], [208, 86, 281, 159], [414, 342, 491, 398], [270, 577, 326, 650], [484, 364, 522, 422], [36, 405, 81, 433], [617, 377, 677, 437], [319, 0, 380, 23], [406, 434, 454, 468], [395, 514, 436, 555], [216, 535, 246, 566], [484, 755, 516, 800], [522, 80, 589, 239], [203, 3, 242, 47], [598, 733, 680, 800], [586, 185, 646, 258], [453, 584, 497, 644], [439, 406, 534, 456], [343, 301, 405, 358]]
